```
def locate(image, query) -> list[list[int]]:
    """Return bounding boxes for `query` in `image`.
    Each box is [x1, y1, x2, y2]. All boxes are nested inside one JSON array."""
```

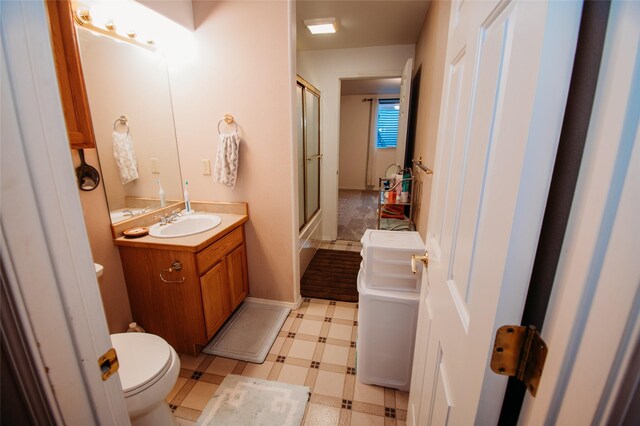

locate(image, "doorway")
[[337, 77, 402, 242]]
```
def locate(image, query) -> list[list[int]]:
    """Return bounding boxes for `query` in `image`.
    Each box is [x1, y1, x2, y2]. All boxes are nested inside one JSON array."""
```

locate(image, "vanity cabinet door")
[[227, 244, 249, 311], [200, 260, 231, 340], [118, 246, 206, 355]]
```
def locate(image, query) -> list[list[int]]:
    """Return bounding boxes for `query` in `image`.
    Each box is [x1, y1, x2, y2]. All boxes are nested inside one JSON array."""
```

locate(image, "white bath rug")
[[196, 374, 309, 426], [202, 301, 290, 363]]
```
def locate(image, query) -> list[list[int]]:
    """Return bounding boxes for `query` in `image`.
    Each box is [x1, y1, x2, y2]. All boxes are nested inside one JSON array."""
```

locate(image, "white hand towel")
[[214, 132, 240, 188], [112, 131, 139, 184]]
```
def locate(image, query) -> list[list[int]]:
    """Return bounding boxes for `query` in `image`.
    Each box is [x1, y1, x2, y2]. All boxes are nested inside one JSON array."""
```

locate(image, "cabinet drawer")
[[197, 226, 243, 275]]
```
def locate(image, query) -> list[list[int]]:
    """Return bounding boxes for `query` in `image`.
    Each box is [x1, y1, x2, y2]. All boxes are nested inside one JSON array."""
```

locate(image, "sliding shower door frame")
[[297, 76, 321, 231]]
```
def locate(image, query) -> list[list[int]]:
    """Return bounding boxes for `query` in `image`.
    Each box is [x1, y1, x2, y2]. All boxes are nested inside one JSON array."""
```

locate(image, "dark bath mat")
[[301, 249, 360, 302]]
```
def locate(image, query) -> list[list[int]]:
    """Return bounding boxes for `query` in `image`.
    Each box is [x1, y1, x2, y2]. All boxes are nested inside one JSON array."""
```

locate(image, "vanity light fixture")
[[76, 8, 92, 24], [73, 8, 155, 51], [304, 17, 337, 35]]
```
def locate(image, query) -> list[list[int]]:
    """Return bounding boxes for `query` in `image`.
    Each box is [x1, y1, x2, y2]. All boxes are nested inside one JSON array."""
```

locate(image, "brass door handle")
[[411, 252, 429, 274]]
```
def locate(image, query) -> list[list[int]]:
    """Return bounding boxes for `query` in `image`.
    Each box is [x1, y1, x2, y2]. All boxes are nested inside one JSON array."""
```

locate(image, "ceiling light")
[[304, 17, 337, 35]]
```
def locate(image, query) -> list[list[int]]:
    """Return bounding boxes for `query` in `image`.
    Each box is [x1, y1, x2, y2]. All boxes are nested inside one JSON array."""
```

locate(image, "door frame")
[[498, 1, 611, 422], [519, 0, 640, 422], [335, 74, 404, 239], [330, 70, 404, 241], [1, 1, 129, 423]]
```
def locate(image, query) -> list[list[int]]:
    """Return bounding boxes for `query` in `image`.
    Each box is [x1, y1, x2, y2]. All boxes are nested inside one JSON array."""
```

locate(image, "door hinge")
[[98, 347, 119, 381], [490, 325, 548, 396]]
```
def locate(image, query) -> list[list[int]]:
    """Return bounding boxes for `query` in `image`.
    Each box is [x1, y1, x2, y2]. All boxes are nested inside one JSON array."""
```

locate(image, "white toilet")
[[111, 332, 180, 426]]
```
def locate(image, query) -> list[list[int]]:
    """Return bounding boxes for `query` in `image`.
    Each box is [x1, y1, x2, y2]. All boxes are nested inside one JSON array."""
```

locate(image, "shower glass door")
[[305, 89, 320, 223], [297, 77, 321, 229]]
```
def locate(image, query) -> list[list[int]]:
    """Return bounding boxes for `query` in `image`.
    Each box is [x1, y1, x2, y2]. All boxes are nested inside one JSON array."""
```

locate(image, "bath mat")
[[197, 374, 309, 426], [301, 249, 360, 302], [202, 301, 290, 363]]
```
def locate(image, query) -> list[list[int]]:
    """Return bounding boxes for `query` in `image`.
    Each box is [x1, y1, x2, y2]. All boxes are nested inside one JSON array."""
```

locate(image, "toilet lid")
[[111, 333, 172, 397]]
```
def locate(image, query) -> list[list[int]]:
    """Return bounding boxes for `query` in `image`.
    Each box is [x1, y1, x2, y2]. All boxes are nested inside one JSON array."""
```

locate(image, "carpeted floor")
[[337, 189, 378, 242], [300, 249, 361, 302]]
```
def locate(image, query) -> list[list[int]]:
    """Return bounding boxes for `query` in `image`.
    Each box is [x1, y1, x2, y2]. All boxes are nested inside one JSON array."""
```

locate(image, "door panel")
[[201, 261, 230, 340], [227, 244, 248, 311], [450, 13, 510, 304], [431, 359, 453, 426], [431, 49, 466, 252], [305, 90, 319, 157], [305, 158, 320, 221]]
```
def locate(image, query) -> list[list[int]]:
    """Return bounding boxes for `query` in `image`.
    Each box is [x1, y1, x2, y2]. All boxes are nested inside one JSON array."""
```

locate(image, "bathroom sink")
[[149, 214, 222, 238]]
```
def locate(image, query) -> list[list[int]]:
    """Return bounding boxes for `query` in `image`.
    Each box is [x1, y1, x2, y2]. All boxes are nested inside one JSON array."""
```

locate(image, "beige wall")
[[411, 1, 451, 236], [167, 1, 296, 302], [73, 150, 132, 334], [339, 95, 370, 189]]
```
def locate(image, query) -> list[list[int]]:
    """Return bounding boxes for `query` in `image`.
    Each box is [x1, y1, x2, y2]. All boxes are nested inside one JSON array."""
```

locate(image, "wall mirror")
[[76, 25, 183, 223]]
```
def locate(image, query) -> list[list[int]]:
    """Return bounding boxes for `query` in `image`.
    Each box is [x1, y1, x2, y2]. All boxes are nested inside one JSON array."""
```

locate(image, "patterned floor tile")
[[170, 297, 407, 426]]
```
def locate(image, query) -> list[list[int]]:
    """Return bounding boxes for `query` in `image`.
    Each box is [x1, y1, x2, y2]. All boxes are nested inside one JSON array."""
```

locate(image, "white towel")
[[214, 132, 240, 188], [112, 131, 139, 184]]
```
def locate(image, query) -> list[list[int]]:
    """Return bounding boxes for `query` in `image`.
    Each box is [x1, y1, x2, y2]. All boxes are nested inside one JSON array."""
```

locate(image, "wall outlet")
[[202, 159, 211, 175], [150, 157, 159, 174]]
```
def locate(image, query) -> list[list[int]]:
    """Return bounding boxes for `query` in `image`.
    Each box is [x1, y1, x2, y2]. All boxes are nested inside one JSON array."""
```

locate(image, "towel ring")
[[113, 115, 130, 135], [217, 114, 238, 134]]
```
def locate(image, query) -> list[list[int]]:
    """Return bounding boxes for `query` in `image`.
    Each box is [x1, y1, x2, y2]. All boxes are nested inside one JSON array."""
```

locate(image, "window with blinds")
[[376, 98, 400, 149]]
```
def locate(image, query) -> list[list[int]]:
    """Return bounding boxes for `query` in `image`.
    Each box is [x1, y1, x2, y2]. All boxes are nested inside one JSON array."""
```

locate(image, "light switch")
[[150, 157, 159, 174], [202, 159, 211, 175]]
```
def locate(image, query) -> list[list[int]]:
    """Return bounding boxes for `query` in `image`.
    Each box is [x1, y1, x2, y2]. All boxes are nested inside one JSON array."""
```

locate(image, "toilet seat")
[[111, 333, 173, 398]]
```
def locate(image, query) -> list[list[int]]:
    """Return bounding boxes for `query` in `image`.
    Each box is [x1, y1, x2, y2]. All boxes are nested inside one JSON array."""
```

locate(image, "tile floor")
[[167, 297, 408, 426]]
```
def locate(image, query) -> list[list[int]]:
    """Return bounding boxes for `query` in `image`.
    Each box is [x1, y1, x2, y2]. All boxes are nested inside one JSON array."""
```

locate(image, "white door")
[[2, 2, 129, 424], [408, 1, 582, 425], [520, 1, 640, 423], [396, 58, 413, 167]]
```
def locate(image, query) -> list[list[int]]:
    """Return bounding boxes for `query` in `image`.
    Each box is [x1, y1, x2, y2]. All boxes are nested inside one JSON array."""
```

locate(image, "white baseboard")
[[245, 295, 303, 310]]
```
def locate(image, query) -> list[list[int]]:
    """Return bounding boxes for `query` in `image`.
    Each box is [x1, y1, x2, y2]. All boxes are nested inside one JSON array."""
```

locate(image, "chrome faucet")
[[165, 209, 182, 222], [154, 209, 182, 225], [123, 206, 151, 217]]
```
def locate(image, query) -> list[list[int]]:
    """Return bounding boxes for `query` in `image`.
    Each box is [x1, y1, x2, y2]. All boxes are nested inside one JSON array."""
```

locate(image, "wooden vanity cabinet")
[[118, 225, 249, 355]]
